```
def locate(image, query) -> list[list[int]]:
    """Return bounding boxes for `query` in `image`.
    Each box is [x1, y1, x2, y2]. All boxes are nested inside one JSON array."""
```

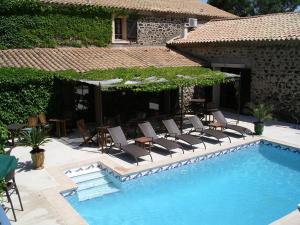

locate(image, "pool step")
[[69, 169, 120, 201], [77, 177, 111, 191], [71, 171, 106, 184], [77, 182, 120, 201]]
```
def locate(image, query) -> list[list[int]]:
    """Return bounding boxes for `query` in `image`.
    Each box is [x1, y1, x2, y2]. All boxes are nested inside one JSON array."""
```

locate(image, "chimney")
[[182, 25, 189, 39]]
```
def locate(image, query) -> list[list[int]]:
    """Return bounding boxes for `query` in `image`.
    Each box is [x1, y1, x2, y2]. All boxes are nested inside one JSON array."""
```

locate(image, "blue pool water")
[[66, 143, 300, 225]]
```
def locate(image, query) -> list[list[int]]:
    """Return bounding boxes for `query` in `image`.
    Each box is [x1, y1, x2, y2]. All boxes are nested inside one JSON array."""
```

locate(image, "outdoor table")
[[96, 126, 110, 151], [134, 137, 153, 151], [49, 119, 67, 138], [209, 122, 224, 130], [0, 155, 17, 179], [7, 124, 25, 146]]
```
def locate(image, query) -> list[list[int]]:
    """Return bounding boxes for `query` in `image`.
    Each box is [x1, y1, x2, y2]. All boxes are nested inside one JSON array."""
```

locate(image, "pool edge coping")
[[45, 136, 300, 225]]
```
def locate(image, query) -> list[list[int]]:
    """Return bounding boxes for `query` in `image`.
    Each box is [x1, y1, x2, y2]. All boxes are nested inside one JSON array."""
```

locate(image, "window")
[[112, 16, 137, 43], [114, 18, 123, 40]]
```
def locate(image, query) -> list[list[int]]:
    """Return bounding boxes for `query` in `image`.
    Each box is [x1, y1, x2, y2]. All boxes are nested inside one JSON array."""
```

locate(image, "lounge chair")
[[212, 110, 253, 139], [188, 115, 231, 145], [76, 119, 97, 146], [138, 121, 184, 157], [107, 126, 153, 165], [162, 119, 206, 151]]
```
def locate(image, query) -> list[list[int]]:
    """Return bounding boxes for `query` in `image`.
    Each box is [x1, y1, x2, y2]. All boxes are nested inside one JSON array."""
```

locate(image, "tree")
[[208, 0, 300, 16]]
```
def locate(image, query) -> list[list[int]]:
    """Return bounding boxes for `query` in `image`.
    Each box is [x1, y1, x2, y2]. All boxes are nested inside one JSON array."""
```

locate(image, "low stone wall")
[[137, 13, 206, 45], [173, 43, 300, 122]]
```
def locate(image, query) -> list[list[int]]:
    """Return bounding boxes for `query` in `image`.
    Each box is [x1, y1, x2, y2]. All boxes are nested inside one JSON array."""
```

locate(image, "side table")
[[96, 126, 110, 151], [49, 119, 67, 138], [134, 137, 153, 152], [209, 122, 224, 131]]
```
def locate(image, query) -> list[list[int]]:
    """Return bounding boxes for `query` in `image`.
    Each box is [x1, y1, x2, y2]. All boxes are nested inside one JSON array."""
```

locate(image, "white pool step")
[[69, 168, 120, 201], [71, 171, 106, 184], [77, 177, 111, 191], [77, 183, 120, 201]]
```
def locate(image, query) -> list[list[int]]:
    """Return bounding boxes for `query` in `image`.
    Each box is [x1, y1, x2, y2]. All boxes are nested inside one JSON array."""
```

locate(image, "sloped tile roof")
[[169, 12, 300, 45], [41, 0, 237, 18], [0, 47, 202, 72]]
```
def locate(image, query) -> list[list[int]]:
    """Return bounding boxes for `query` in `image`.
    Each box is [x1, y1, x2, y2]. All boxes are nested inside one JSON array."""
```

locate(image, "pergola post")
[[180, 86, 184, 132], [94, 85, 103, 126], [237, 75, 241, 124]]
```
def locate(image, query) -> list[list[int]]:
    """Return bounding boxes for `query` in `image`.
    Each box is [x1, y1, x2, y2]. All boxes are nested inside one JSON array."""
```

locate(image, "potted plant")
[[248, 103, 272, 135], [21, 126, 49, 169]]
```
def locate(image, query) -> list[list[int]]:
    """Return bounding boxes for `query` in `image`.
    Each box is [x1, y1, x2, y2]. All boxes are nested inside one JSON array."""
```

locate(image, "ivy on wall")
[[0, 0, 117, 49]]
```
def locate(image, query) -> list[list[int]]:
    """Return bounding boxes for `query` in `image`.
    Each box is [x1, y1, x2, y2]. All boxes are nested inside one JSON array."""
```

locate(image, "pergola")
[[77, 71, 240, 131]]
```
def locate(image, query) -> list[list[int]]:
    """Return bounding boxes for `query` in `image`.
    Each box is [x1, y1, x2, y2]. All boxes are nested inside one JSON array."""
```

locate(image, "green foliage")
[[0, 121, 8, 154], [0, 66, 225, 124], [60, 66, 225, 92], [208, 0, 300, 16], [0, 0, 114, 49], [21, 126, 50, 151], [247, 103, 273, 122], [0, 67, 56, 124]]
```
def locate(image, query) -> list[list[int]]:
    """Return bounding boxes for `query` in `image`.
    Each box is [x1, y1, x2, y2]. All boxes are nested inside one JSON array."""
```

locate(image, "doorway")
[[220, 68, 251, 112]]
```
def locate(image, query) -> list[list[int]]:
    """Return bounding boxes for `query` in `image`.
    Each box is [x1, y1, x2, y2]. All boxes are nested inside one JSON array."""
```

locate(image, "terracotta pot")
[[30, 150, 45, 169]]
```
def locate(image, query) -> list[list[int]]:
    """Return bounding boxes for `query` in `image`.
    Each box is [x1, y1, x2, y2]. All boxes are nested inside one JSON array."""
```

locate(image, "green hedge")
[[0, 68, 57, 124], [0, 121, 8, 154], [0, 0, 114, 49]]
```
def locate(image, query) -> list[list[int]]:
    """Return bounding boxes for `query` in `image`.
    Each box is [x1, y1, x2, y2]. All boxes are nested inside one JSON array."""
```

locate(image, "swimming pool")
[[65, 141, 300, 225]]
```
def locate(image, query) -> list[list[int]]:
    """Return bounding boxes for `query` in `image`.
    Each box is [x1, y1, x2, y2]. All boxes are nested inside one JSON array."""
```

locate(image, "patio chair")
[[28, 116, 38, 128], [138, 121, 184, 157], [4, 170, 23, 222], [38, 112, 51, 130], [76, 119, 97, 146], [107, 126, 153, 165], [212, 110, 253, 139], [162, 119, 206, 151], [188, 115, 231, 145]]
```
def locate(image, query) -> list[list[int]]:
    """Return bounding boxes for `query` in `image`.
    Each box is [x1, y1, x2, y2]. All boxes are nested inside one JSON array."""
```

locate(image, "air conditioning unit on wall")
[[188, 18, 198, 28]]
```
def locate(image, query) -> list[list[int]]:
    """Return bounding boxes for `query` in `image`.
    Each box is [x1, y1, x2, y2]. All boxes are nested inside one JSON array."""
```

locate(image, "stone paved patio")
[[4, 113, 300, 225]]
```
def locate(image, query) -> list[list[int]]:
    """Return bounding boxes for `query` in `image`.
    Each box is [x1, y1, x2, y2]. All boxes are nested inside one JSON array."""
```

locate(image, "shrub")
[[0, 121, 8, 154], [0, 67, 57, 124]]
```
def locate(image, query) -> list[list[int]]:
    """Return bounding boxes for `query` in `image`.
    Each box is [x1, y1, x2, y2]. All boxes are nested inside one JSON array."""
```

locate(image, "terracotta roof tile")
[[169, 12, 300, 45], [0, 46, 202, 72], [41, 0, 237, 18]]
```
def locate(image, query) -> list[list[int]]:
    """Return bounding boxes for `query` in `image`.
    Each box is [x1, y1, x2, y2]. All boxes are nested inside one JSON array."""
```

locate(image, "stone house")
[[41, 0, 236, 46], [168, 13, 300, 122], [0, 0, 299, 122]]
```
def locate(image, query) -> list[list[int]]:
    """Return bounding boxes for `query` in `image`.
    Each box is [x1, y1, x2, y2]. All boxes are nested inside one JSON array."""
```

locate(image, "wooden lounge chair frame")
[[76, 119, 97, 146]]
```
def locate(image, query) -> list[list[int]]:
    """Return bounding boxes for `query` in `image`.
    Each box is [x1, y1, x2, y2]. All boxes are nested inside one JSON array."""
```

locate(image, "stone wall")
[[174, 43, 300, 122], [137, 14, 206, 45]]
